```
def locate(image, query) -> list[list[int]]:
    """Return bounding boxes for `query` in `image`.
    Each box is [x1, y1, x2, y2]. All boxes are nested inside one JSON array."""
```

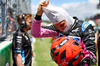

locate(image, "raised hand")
[[37, 0, 49, 16]]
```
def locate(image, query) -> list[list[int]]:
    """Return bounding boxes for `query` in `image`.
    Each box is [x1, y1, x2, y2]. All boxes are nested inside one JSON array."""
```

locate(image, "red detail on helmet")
[[50, 36, 83, 66]]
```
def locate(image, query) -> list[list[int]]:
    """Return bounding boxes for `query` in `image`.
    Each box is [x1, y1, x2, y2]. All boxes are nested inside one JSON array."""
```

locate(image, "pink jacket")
[[31, 19, 58, 38]]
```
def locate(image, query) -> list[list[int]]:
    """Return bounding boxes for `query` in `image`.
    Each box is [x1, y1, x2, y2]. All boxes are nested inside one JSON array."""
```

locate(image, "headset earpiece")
[[20, 13, 27, 28]]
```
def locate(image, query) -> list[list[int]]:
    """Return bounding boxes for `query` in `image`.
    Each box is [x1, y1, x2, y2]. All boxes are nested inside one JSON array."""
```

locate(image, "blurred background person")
[[12, 13, 33, 66]]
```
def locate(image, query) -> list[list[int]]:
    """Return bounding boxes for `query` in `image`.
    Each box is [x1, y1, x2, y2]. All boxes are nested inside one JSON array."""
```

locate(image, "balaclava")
[[42, 5, 75, 32]]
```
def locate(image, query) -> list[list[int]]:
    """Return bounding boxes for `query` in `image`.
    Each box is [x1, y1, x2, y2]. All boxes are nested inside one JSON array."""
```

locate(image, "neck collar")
[[65, 17, 79, 32]]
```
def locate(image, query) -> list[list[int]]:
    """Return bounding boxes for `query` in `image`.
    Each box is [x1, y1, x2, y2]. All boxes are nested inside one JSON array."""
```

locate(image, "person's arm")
[[31, 0, 58, 38], [14, 53, 23, 66], [81, 23, 97, 64], [12, 33, 24, 65], [37, 0, 49, 16], [31, 17, 58, 38], [78, 23, 97, 64], [42, 25, 58, 31]]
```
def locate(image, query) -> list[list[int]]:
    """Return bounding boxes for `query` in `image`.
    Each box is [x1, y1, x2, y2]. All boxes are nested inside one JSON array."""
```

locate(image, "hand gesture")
[[37, 0, 49, 16], [79, 56, 96, 65]]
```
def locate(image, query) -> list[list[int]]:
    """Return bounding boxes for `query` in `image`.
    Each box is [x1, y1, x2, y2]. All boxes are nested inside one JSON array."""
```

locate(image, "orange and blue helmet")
[[50, 36, 83, 66]]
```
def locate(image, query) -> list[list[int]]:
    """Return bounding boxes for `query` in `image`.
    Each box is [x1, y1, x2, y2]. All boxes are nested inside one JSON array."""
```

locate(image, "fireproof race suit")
[[31, 15, 96, 64]]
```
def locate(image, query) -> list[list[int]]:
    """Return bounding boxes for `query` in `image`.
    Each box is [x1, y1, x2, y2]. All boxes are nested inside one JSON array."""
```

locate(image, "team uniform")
[[42, 17, 96, 56], [31, 16, 96, 65], [12, 28, 32, 66]]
